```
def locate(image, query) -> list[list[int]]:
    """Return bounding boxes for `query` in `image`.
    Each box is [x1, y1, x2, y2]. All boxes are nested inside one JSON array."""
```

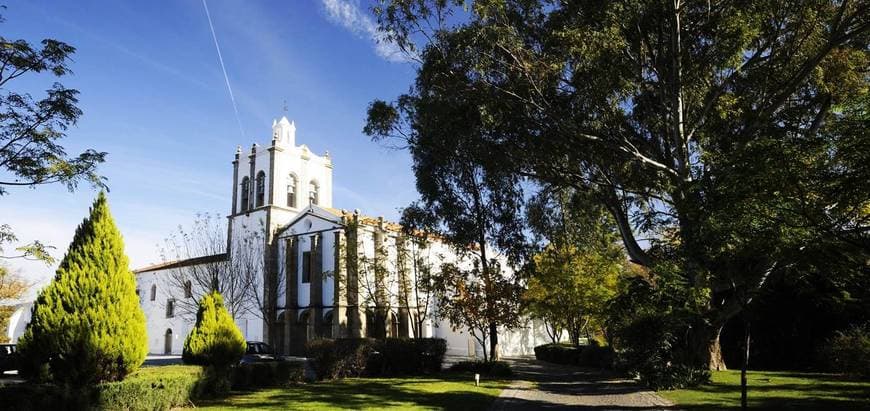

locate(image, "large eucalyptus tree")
[[367, 0, 869, 369]]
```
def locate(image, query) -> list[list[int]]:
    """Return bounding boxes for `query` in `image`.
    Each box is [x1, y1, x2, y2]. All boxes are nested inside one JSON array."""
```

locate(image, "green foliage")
[[534, 343, 583, 365], [525, 189, 628, 346], [369, 0, 870, 371], [527, 242, 624, 345], [371, 338, 447, 375], [95, 365, 205, 410], [534, 343, 614, 369], [613, 313, 710, 390], [231, 361, 306, 389], [182, 291, 246, 368], [820, 324, 870, 379], [16, 192, 147, 385], [306, 338, 378, 380], [0, 365, 205, 411], [448, 360, 513, 377], [0, 225, 56, 264], [306, 338, 447, 380], [0, 11, 106, 196], [433, 261, 522, 362]]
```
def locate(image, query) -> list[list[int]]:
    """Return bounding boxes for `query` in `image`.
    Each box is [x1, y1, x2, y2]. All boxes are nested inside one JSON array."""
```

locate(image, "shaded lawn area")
[[194, 374, 508, 410], [660, 370, 870, 410]]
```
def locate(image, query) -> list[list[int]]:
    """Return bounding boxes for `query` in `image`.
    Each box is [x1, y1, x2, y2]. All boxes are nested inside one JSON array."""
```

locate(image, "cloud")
[[320, 0, 409, 63]]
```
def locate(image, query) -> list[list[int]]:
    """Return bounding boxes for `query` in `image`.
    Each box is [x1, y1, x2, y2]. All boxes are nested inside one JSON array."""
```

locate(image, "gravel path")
[[490, 357, 673, 410]]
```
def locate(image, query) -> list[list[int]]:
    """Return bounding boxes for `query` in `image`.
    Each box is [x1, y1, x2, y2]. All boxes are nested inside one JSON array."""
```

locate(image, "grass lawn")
[[660, 370, 870, 410], [194, 374, 509, 410]]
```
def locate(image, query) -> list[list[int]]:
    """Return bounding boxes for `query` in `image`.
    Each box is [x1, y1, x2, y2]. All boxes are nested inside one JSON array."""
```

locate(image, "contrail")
[[201, 0, 246, 140]]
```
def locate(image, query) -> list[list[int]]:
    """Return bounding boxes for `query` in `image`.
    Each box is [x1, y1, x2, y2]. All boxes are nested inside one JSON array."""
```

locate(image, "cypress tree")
[[18, 192, 147, 384], [183, 291, 245, 367]]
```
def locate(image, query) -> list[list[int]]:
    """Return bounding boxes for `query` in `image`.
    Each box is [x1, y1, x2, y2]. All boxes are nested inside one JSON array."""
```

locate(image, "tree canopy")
[[525, 189, 627, 346], [369, 0, 870, 369], [0, 11, 105, 194], [0, 9, 106, 265]]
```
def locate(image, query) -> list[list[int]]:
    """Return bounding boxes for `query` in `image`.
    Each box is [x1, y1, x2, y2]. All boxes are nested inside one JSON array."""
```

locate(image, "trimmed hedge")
[[307, 338, 377, 380], [305, 338, 447, 380], [0, 365, 204, 411], [373, 338, 447, 375], [448, 360, 513, 377], [96, 365, 205, 410], [232, 361, 305, 388], [534, 343, 614, 368]]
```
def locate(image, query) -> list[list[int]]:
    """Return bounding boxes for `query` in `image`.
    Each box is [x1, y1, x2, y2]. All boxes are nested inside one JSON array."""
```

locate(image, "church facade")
[[134, 117, 551, 358]]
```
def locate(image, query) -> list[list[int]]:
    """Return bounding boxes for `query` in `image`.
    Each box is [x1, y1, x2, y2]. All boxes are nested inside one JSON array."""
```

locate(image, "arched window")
[[184, 281, 192, 298], [150, 284, 157, 301], [166, 299, 175, 318], [286, 174, 297, 208], [240, 177, 250, 211], [389, 312, 399, 338], [309, 180, 319, 205], [256, 171, 266, 207]]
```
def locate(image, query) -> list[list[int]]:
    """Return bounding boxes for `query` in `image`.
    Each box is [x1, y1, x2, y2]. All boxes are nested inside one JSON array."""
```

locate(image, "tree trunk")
[[691, 323, 727, 370], [708, 332, 727, 371], [741, 320, 751, 410], [489, 322, 499, 361]]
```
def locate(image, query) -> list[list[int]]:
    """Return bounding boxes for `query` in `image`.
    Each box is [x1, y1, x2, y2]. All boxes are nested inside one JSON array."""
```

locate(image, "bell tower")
[[226, 115, 334, 344]]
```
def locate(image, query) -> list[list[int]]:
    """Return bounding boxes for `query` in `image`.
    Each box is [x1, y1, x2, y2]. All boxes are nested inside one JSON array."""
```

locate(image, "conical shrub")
[[17, 192, 147, 384], [182, 291, 245, 367]]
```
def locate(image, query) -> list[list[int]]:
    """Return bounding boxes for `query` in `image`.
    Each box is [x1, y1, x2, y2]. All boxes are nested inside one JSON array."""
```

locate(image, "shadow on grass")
[[661, 370, 870, 411], [197, 375, 505, 410]]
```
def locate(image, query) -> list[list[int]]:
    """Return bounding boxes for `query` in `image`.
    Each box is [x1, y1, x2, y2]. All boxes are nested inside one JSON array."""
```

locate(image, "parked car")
[[241, 341, 277, 363], [0, 344, 19, 373]]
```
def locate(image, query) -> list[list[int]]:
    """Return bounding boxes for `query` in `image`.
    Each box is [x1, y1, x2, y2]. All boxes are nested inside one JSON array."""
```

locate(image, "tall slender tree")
[[18, 192, 146, 384], [366, 81, 529, 358]]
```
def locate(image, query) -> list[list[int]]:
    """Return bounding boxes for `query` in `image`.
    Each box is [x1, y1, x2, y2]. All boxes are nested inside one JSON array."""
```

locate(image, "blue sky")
[[0, 0, 419, 287]]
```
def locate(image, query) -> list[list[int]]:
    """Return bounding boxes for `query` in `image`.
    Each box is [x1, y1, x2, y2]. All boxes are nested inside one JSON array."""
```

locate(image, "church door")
[[164, 329, 173, 354]]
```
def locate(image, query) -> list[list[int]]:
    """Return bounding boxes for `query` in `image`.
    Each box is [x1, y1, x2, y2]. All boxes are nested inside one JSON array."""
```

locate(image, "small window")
[[287, 174, 297, 208], [184, 281, 192, 298], [166, 299, 175, 318], [302, 251, 311, 283], [256, 171, 266, 207], [309, 180, 319, 205], [150, 284, 157, 301], [240, 177, 250, 211]]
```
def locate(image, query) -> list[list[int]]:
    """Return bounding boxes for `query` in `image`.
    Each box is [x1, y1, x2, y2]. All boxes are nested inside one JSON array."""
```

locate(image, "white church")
[[133, 116, 550, 358]]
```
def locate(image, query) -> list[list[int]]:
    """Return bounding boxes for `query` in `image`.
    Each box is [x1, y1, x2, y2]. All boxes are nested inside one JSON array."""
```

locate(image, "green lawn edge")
[[194, 373, 510, 410], [659, 370, 870, 410]]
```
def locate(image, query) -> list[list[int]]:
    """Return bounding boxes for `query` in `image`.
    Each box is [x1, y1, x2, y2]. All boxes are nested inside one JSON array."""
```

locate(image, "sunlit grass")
[[660, 370, 870, 410], [195, 373, 508, 410]]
